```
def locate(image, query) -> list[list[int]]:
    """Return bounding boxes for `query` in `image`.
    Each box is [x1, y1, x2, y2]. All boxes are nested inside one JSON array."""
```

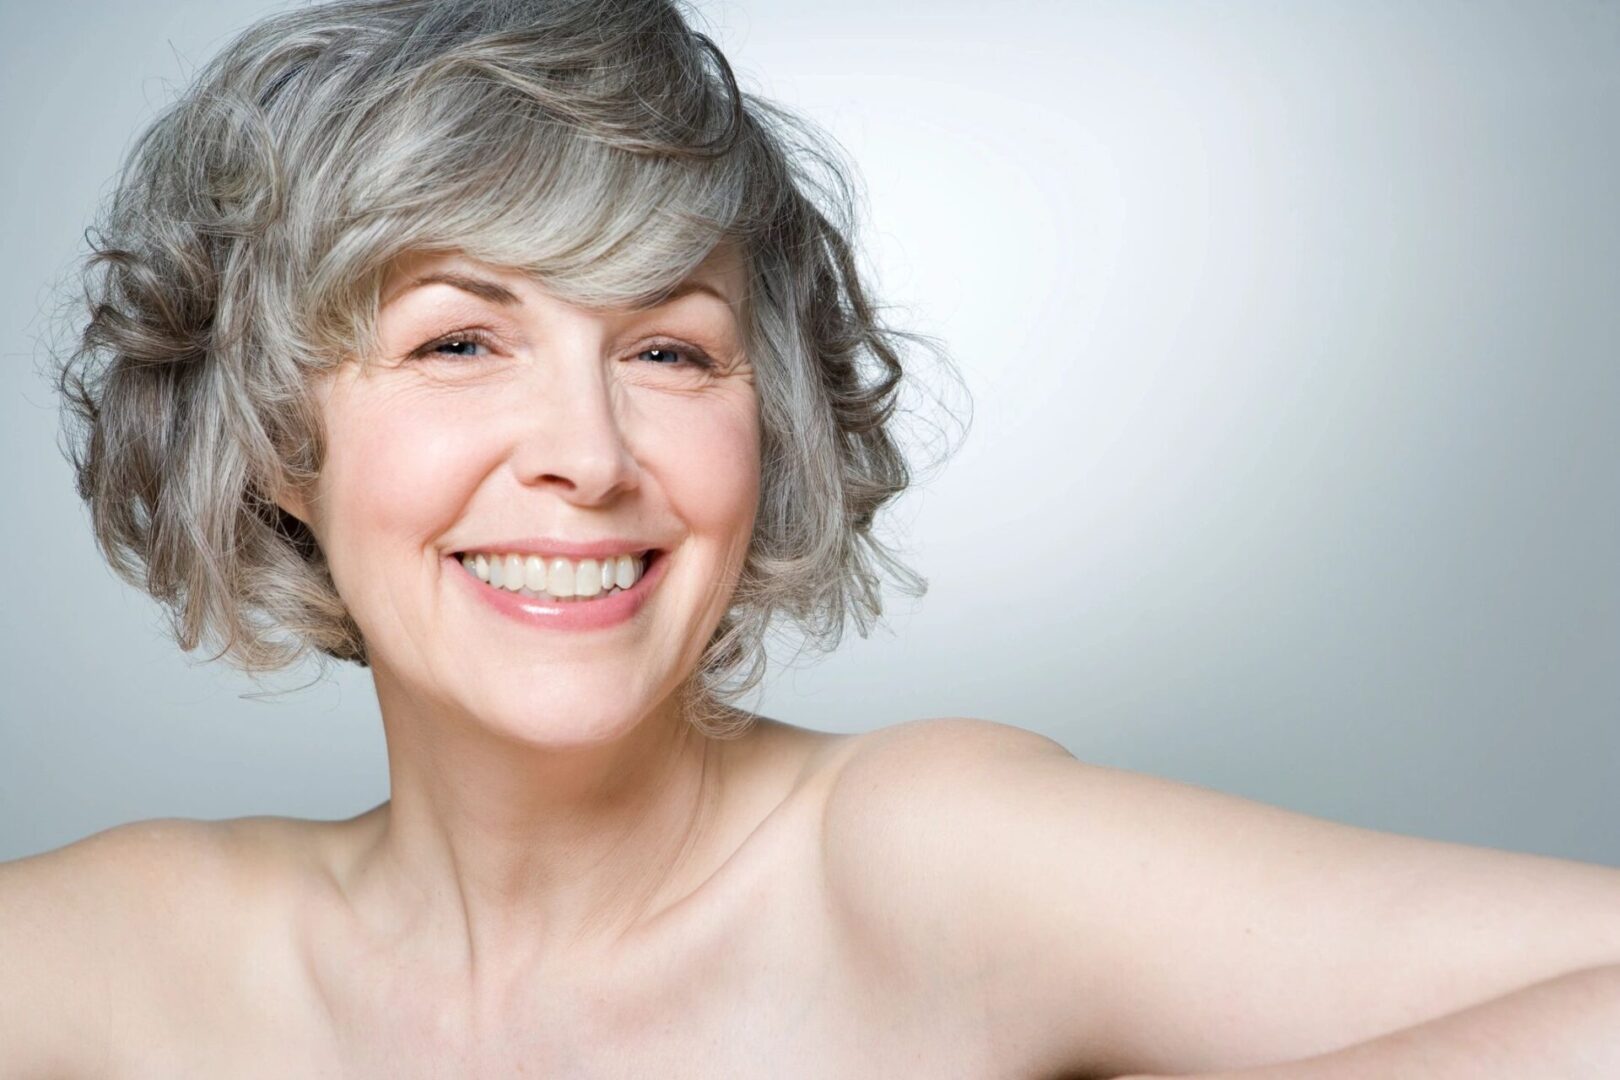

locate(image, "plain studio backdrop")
[[2, 1, 1616, 866]]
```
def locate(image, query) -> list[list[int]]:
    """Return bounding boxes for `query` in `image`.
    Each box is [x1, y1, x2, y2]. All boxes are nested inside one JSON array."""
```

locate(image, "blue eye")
[[638, 343, 713, 369], [409, 330, 495, 360], [406, 329, 716, 370]]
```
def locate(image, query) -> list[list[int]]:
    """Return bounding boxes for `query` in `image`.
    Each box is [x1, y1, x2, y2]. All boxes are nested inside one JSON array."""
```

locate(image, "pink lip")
[[447, 549, 668, 631]]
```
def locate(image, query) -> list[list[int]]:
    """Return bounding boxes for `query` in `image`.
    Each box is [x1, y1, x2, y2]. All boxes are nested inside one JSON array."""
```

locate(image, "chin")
[[463, 678, 669, 746]]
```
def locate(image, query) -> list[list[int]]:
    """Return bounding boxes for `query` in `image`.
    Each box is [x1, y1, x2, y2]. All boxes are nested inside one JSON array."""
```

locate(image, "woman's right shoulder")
[[0, 815, 305, 1076], [0, 816, 267, 931]]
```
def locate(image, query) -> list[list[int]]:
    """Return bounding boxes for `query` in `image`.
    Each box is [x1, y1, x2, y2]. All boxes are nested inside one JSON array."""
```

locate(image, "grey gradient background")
[[3, 1, 1616, 865]]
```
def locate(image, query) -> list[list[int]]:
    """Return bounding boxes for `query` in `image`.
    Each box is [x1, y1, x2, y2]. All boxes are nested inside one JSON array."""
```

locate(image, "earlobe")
[[277, 494, 309, 527], [269, 476, 312, 529]]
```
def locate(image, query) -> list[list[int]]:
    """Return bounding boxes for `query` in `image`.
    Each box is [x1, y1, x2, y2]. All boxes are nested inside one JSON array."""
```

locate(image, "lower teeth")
[[459, 559, 643, 601], [512, 584, 623, 602]]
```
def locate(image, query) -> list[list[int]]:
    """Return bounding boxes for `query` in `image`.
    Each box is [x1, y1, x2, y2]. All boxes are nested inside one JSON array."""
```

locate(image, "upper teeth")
[[459, 551, 646, 598]]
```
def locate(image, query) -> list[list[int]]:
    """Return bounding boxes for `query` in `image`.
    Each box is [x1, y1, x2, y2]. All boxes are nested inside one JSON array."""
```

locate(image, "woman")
[[6, 0, 1619, 1076]]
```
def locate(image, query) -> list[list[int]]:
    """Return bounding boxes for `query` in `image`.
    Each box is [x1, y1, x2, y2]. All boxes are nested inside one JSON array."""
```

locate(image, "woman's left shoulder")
[[806, 715, 1075, 852], [816, 714, 1080, 925], [833, 715, 1073, 772], [813, 718, 1089, 1070], [821, 716, 1076, 822], [819, 717, 1620, 1079]]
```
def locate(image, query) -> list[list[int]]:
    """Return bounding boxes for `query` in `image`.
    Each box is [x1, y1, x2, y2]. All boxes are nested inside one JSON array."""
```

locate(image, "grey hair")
[[53, 0, 970, 739]]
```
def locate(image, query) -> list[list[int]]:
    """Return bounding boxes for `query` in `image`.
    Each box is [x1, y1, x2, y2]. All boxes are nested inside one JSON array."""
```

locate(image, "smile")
[[458, 549, 650, 601], [447, 548, 668, 631]]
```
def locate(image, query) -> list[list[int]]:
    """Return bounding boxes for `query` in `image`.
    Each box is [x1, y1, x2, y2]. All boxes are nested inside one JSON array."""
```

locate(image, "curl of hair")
[[53, 0, 971, 739]]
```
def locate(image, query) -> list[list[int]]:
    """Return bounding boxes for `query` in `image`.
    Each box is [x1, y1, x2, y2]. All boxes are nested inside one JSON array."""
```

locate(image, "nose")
[[505, 349, 639, 506]]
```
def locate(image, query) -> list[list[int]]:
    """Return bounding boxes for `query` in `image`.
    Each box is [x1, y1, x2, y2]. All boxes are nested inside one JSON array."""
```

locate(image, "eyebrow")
[[384, 272, 733, 309], [387, 272, 521, 308]]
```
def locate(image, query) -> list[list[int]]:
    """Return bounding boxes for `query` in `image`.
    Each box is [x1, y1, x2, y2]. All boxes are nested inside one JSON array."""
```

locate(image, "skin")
[[5, 240, 988, 1076], [4, 251, 1620, 1077], [279, 239, 772, 981], [255, 239, 897, 1068]]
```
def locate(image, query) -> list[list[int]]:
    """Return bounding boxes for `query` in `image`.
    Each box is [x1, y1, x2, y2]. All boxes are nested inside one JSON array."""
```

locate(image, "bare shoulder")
[[0, 814, 331, 1075], [820, 714, 1073, 850], [818, 716, 1075, 955], [818, 717, 1110, 1071], [0, 818, 245, 1075], [827, 715, 1072, 784], [819, 717, 1620, 1079], [0, 815, 247, 952], [0, 813, 318, 916], [822, 715, 1074, 829]]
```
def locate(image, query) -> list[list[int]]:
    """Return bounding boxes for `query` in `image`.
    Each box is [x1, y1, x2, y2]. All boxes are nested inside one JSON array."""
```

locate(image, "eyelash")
[[407, 328, 715, 370]]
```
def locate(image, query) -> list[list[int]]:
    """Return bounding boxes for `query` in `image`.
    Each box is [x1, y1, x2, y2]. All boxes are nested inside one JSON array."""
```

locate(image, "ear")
[[277, 493, 310, 527], [269, 474, 313, 529]]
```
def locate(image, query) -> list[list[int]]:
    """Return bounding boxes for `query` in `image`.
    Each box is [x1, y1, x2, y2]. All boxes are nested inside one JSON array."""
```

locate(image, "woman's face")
[[287, 243, 759, 744]]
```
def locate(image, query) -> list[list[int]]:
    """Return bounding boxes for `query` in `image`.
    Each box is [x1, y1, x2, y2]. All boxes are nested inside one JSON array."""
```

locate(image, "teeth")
[[574, 559, 602, 598], [548, 557, 574, 598], [457, 549, 648, 602]]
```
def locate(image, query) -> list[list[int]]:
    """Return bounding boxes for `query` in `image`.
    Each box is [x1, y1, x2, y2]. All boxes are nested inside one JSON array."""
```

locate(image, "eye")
[[635, 340, 715, 370], [404, 330, 717, 369], [407, 328, 497, 360]]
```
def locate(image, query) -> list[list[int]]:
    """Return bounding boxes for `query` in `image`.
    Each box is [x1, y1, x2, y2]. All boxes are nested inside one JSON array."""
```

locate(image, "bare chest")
[[108, 806, 1005, 1079], [314, 934, 990, 1079], [115, 891, 997, 1080]]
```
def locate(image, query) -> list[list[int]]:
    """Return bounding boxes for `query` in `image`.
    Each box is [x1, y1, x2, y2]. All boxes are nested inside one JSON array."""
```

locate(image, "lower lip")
[[447, 551, 668, 632]]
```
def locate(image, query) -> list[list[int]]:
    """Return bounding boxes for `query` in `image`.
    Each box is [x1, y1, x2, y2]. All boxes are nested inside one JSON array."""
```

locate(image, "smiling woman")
[[8, 1, 1620, 1078], [48, 0, 947, 740], [11, 0, 979, 1073], [279, 240, 774, 746]]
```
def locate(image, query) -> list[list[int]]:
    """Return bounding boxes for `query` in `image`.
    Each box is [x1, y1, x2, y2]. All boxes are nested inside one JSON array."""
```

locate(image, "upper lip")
[[451, 537, 663, 560]]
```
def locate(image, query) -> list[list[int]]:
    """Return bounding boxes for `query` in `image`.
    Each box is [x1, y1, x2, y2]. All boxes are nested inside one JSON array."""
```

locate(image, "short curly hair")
[[54, 0, 968, 738]]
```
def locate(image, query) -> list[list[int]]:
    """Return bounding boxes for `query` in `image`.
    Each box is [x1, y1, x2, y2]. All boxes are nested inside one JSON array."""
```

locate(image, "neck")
[[344, 660, 728, 995]]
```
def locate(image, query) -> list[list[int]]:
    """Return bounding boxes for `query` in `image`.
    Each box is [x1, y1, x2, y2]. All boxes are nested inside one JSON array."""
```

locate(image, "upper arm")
[[0, 818, 236, 1077], [821, 717, 1620, 1079]]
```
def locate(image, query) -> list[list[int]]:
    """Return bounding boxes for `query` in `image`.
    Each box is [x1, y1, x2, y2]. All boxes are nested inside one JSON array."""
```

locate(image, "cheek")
[[648, 393, 761, 542], [313, 376, 761, 573], [320, 391, 491, 560]]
